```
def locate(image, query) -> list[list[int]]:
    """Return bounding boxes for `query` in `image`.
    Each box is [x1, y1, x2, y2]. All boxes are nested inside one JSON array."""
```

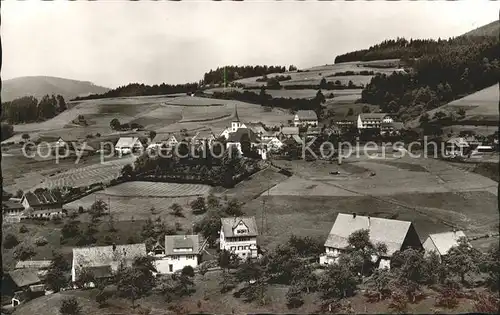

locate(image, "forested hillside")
[[344, 35, 498, 122], [72, 82, 199, 101], [1, 94, 67, 124], [202, 65, 289, 85]]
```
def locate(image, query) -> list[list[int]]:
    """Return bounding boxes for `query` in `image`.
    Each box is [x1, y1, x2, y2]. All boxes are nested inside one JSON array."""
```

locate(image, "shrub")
[[19, 225, 28, 233], [286, 285, 304, 308], [35, 236, 49, 246], [181, 266, 195, 277], [14, 244, 35, 260], [60, 297, 82, 315], [4, 233, 19, 249]]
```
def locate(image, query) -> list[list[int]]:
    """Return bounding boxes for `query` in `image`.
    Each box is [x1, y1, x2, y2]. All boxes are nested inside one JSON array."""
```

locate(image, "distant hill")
[[462, 20, 499, 37], [1, 76, 110, 102]]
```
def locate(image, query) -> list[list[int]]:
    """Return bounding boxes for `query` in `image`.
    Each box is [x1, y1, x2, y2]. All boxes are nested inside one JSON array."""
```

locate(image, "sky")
[[2, 0, 499, 88]]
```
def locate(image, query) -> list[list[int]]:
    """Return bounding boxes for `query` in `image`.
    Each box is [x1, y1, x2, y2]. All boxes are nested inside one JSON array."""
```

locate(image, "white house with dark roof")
[[220, 216, 259, 259], [149, 234, 201, 274], [115, 137, 144, 155], [357, 113, 393, 131], [20, 190, 63, 218], [320, 213, 422, 269], [422, 230, 467, 262], [72, 243, 146, 286], [294, 110, 318, 127]]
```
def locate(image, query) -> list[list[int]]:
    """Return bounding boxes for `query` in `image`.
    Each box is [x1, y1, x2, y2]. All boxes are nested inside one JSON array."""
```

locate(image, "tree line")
[[1, 94, 67, 124], [72, 82, 200, 101], [202, 65, 288, 85], [358, 35, 499, 123]]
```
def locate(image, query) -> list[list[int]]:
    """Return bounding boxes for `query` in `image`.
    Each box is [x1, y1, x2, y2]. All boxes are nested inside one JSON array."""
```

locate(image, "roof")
[[426, 231, 467, 256], [359, 113, 390, 121], [296, 110, 318, 121], [324, 213, 412, 256], [165, 235, 200, 256], [194, 130, 216, 141], [72, 243, 146, 273], [280, 127, 300, 135], [247, 124, 267, 135], [15, 260, 52, 270], [227, 128, 259, 143], [83, 265, 114, 279], [22, 190, 60, 207], [221, 216, 259, 238], [115, 137, 143, 148], [8, 269, 41, 287]]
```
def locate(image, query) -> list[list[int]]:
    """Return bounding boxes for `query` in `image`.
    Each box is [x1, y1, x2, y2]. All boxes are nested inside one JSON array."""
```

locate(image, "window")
[[238, 246, 242, 250], [171, 255, 179, 260], [186, 255, 194, 259], [230, 246, 236, 251]]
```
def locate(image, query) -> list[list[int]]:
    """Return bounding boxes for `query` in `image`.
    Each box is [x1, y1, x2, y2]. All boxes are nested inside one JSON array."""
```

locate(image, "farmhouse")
[[294, 110, 318, 127], [278, 126, 300, 140], [20, 191, 63, 218], [149, 235, 202, 274], [4, 269, 45, 307], [220, 216, 259, 259], [357, 113, 393, 131], [266, 136, 284, 152], [2, 200, 24, 216], [115, 137, 144, 155], [320, 213, 422, 269], [72, 243, 146, 286], [422, 230, 467, 262]]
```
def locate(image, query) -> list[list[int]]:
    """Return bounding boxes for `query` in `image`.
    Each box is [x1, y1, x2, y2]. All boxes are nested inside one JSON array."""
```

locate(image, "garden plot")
[[34, 156, 136, 189], [100, 181, 211, 198]]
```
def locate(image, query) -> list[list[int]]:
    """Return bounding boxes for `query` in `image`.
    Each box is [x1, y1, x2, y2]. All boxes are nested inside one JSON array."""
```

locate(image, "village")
[[1, 2, 499, 314]]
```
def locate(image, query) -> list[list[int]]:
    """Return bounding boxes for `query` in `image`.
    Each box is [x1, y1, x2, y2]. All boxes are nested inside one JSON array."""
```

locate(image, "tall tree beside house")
[[115, 256, 156, 307], [46, 251, 70, 292], [319, 262, 358, 302], [240, 133, 252, 157], [343, 229, 388, 276], [193, 209, 222, 246], [445, 237, 482, 284]]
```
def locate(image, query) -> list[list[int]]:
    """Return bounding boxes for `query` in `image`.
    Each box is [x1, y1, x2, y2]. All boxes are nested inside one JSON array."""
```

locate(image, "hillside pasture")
[[409, 83, 499, 128], [233, 60, 400, 88]]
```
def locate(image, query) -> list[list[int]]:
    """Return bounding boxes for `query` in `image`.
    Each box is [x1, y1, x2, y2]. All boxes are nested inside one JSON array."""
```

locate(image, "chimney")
[[112, 243, 116, 251], [368, 216, 370, 226], [353, 213, 356, 219]]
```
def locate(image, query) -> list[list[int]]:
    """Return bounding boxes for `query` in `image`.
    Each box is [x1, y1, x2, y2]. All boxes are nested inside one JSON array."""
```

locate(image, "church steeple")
[[233, 105, 241, 122]]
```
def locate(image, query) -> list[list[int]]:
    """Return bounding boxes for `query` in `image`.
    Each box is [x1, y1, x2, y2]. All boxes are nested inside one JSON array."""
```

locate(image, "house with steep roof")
[[4, 269, 45, 307], [2, 200, 25, 216], [71, 243, 146, 286], [422, 230, 467, 262], [20, 190, 63, 218], [357, 113, 393, 131], [294, 110, 318, 127], [220, 216, 259, 259], [149, 235, 201, 274], [320, 213, 422, 269]]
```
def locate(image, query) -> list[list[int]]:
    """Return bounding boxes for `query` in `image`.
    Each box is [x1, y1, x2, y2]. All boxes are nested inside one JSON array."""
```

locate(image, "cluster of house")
[[444, 135, 496, 158], [2, 191, 64, 223], [4, 211, 470, 308], [319, 213, 468, 268], [144, 107, 323, 160]]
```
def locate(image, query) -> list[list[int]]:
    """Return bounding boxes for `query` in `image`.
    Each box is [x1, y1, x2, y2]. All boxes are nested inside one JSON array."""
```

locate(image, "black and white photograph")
[[1, 0, 499, 314]]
